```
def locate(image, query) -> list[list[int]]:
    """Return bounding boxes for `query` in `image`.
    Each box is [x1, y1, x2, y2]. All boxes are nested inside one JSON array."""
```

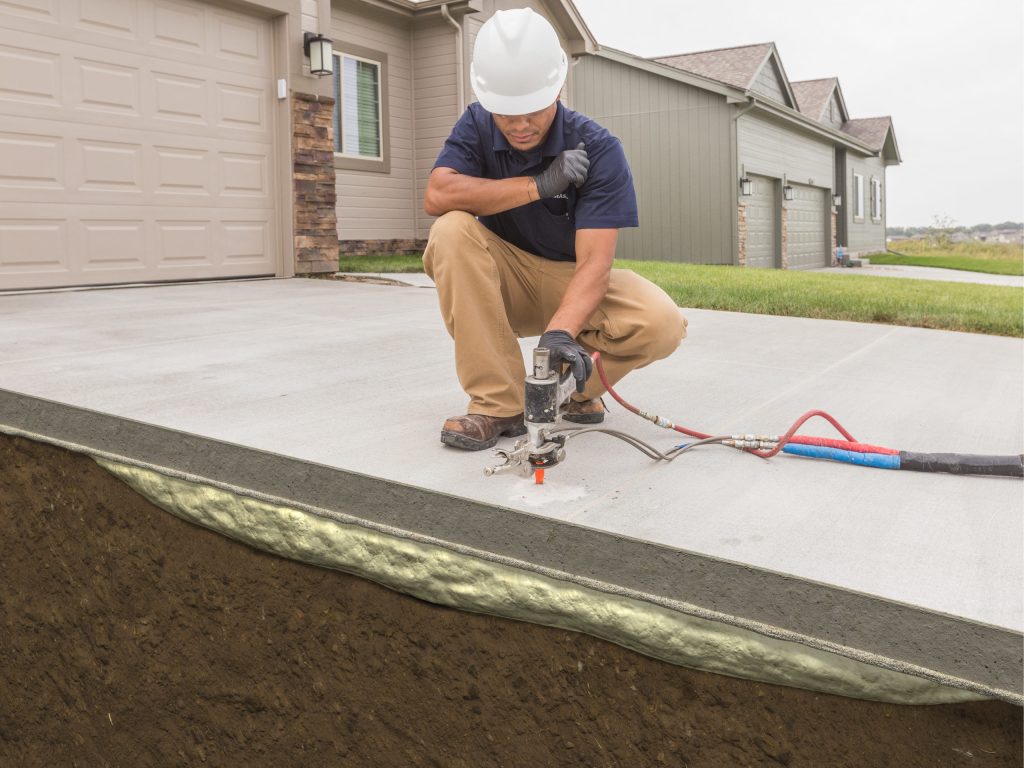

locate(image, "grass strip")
[[868, 253, 1023, 276], [338, 254, 427, 273], [335, 254, 1023, 337], [618, 261, 1022, 337]]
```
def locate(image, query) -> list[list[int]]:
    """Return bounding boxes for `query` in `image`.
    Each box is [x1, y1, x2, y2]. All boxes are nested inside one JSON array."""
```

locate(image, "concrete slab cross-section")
[[1, 278, 1021, 701]]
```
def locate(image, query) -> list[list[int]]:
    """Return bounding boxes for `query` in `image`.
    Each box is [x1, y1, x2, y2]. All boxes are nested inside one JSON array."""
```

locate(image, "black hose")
[[899, 451, 1024, 478]]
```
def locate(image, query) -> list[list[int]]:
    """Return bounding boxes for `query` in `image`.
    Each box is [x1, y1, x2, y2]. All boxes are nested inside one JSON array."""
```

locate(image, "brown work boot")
[[440, 413, 527, 451], [562, 397, 605, 424]]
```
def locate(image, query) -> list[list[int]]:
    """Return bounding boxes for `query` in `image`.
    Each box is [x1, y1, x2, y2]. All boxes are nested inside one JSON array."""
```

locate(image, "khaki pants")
[[423, 211, 687, 417]]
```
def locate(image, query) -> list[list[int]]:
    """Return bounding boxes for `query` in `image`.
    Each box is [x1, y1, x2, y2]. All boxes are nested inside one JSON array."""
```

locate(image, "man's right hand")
[[534, 143, 589, 199]]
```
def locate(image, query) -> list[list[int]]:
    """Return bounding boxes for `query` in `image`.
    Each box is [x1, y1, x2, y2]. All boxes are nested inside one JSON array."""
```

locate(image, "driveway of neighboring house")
[[1, 277, 1020, 699], [813, 263, 1024, 287]]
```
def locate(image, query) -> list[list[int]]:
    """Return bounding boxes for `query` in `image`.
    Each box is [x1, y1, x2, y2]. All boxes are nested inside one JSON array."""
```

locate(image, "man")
[[424, 7, 686, 451]]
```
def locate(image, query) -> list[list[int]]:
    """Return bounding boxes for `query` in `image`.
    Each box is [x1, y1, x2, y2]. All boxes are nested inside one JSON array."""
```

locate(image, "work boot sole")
[[561, 411, 605, 425], [440, 422, 527, 451]]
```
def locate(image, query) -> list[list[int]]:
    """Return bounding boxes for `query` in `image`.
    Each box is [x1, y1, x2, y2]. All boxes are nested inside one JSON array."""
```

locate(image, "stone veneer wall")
[[831, 209, 839, 266], [339, 239, 428, 256], [779, 207, 789, 269], [292, 93, 339, 275], [736, 202, 747, 267]]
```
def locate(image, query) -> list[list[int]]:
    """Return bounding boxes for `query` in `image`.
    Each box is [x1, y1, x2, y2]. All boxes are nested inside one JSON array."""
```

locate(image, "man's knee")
[[427, 210, 479, 247], [642, 303, 686, 360]]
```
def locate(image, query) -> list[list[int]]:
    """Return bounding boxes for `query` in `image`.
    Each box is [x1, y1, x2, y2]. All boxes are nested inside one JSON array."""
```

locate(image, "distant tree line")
[[888, 220, 1022, 238]]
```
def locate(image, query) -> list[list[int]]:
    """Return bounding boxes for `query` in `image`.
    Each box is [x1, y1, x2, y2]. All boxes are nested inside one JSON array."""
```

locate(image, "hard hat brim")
[[470, 58, 567, 116]]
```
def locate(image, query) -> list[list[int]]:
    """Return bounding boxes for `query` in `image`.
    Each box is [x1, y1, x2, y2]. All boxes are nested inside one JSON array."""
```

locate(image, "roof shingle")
[[841, 117, 893, 150], [790, 78, 837, 120], [651, 42, 773, 91]]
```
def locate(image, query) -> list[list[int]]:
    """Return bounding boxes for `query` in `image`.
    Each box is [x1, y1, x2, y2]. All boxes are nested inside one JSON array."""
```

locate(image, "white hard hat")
[[470, 8, 568, 115]]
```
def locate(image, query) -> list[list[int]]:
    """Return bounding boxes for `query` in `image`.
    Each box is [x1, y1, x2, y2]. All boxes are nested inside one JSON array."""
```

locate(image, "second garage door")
[[786, 184, 828, 270], [745, 174, 777, 269], [0, 0, 280, 291]]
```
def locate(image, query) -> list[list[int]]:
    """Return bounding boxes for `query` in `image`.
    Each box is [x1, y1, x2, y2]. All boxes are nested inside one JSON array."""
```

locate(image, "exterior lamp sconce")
[[832, 193, 842, 207], [740, 176, 753, 196], [783, 184, 794, 201], [304, 32, 334, 76]]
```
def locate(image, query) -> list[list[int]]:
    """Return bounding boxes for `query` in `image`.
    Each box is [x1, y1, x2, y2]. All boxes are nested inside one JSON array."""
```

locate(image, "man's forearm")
[[546, 258, 611, 338], [546, 229, 618, 338], [425, 170, 538, 217]]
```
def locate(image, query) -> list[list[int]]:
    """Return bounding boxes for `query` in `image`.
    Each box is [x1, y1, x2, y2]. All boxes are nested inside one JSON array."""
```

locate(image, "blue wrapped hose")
[[782, 443, 901, 469]]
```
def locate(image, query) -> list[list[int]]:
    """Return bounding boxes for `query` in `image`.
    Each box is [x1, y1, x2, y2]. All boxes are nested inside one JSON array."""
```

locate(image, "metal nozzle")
[[533, 347, 551, 379]]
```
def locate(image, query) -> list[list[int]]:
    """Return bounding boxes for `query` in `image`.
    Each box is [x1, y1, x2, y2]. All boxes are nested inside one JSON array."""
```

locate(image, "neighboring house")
[[0, 0, 898, 291], [573, 44, 901, 267]]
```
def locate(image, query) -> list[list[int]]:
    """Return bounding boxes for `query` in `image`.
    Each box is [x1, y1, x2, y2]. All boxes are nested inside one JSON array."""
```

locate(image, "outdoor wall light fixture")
[[783, 184, 794, 201], [832, 193, 842, 207], [304, 32, 334, 76], [740, 176, 752, 196]]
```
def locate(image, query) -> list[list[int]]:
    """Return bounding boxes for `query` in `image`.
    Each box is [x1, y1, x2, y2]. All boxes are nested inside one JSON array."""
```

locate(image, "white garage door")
[[745, 174, 777, 269], [786, 183, 828, 270], [0, 0, 279, 291]]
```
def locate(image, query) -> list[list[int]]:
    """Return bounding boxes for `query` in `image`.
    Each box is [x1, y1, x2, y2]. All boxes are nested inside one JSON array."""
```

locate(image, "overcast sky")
[[572, 0, 1024, 228]]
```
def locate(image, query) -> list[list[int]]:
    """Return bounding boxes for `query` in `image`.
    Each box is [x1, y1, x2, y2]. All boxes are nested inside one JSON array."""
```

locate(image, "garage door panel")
[[0, 0, 278, 290], [0, 219, 67, 273], [0, 2, 271, 76], [1, 205, 276, 286], [0, 41, 59, 104], [0, 115, 273, 203], [787, 183, 827, 270], [746, 174, 777, 269], [0, 28, 271, 139], [0, 0, 58, 24], [0, 130, 63, 188]]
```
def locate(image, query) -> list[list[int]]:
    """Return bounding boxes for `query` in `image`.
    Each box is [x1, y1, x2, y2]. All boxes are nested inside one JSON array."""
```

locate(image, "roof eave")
[[751, 97, 877, 154], [593, 46, 747, 102], [549, 0, 599, 55]]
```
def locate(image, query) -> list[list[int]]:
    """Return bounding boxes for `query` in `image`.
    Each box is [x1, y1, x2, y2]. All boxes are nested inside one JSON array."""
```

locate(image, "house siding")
[[825, 93, 843, 130], [569, 55, 733, 265], [737, 112, 833, 186], [331, 1, 417, 241], [846, 153, 887, 254], [751, 58, 787, 106], [413, 18, 458, 239]]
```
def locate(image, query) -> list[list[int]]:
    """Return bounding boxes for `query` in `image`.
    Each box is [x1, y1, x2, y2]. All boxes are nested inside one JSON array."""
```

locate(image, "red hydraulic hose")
[[592, 351, 865, 459]]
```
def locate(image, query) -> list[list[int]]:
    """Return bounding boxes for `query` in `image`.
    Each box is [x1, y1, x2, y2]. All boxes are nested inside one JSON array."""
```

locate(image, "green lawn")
[[335, 254, 1023, 337], [873, 240, 1023, 276]]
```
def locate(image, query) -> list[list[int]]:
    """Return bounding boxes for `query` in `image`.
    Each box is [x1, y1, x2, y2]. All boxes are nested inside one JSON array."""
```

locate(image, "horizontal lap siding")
[[738, 113, 833, 186], [332, 3, 416, 240], [571, 56, 733, 264], [414, 19, 457, 240]]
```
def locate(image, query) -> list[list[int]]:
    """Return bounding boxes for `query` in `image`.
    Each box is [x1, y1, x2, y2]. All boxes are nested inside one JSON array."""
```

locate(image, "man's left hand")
[[537, 330, 592, 394]]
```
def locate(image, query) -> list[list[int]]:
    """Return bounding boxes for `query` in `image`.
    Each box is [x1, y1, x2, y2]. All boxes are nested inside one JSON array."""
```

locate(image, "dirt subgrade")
[[1, 434, 1020, 767]]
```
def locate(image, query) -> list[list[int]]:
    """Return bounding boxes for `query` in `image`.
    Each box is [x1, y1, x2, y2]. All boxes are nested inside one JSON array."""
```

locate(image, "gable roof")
[[791, 78, 838, 120], [651, 42, 774, 91], [651, 42, 797, 109], [842, 116, 902, 164]]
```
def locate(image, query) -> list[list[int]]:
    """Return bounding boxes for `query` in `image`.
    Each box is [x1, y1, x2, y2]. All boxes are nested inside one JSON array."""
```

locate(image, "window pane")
[[355, 61, 380, 157], [332, 56, 342, 152], [334, 56, 381, 158]]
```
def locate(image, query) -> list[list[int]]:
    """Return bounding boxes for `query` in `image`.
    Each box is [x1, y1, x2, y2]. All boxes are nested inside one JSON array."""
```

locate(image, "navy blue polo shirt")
[[433, 101, 638, 262]]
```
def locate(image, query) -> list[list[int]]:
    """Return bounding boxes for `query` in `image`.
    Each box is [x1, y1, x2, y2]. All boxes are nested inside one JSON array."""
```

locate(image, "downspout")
[[440, 4, 465, 115]]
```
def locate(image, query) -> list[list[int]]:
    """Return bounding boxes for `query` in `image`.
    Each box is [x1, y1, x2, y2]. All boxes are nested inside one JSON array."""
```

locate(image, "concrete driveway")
[[1, 277, 1021, 700]]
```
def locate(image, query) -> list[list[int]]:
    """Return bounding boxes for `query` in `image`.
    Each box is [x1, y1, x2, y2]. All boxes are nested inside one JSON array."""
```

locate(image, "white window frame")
[[331, 48, 387, 174], [870, 177, 882, 221], [853, 173, 864, 220]]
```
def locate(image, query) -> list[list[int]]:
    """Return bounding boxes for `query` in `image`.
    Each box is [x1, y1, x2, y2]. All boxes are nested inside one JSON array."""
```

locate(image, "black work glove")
[[538, 329, 592, 394], [534, 143, 589, 199]]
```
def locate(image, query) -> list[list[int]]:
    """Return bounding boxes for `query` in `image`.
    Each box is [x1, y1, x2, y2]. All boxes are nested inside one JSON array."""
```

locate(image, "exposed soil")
[[1, 433, 1020, 767]]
